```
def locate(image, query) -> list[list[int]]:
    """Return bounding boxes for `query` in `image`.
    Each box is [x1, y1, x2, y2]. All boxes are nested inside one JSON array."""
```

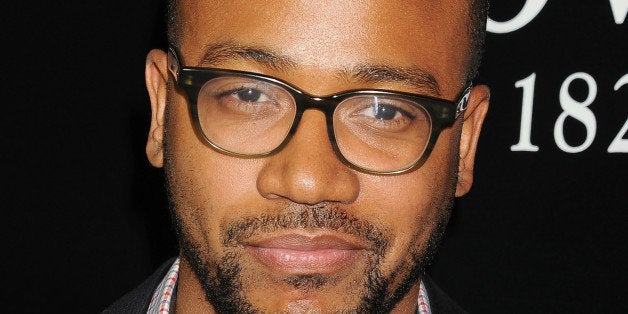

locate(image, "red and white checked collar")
[[147, 257, 431, 314], [147, 258, 179, 314]]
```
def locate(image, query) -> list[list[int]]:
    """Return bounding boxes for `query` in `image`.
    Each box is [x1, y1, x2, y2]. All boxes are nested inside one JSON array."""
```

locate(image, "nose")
[[257, 109, 360, 205]]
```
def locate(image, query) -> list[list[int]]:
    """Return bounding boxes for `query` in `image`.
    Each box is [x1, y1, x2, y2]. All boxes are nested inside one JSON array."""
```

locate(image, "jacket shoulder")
[[423, 275, 468, 314], [102, 257, 177, 314]]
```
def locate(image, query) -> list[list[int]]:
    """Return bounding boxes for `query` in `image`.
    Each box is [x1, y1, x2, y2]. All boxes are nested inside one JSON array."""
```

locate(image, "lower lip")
[[247, 246, 359, 274]]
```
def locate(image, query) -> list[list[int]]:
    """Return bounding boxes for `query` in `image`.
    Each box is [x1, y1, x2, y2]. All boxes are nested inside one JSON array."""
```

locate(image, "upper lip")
[[245, 230, 368, 251]]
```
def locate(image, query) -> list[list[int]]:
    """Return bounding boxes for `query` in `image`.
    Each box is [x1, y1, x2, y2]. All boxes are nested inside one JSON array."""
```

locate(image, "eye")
[[216, 87, 277, 116], [357, 100, 415, 121], [206, 79, 293, 117], [362, 103, 408, 120], [231, 88, 271, 103], [336, 95, 426, 133]]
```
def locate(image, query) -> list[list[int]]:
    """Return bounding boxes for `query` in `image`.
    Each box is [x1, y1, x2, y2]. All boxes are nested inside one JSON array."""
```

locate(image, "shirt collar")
[[147, 257, 431, 313]]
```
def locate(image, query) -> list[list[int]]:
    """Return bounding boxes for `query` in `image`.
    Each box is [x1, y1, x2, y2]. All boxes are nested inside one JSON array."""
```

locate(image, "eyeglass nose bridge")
[[290, 92, 338, 126], [279, 93, 344, 161]]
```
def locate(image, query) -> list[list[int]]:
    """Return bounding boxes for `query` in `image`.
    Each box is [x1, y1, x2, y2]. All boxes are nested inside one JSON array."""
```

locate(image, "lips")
[[245, 232, 365, 275]]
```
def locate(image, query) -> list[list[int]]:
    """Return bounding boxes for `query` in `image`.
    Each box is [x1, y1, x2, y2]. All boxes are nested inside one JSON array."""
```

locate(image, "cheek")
[[165, 95, 267, 243], [169, 151, 265, 220], [167, 92, 263, 199], [362, 144, 456, 221], [357, 129, 458, 257]]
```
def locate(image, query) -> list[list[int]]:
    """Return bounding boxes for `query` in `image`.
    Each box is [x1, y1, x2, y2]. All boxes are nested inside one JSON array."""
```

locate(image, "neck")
[[174, 257, 217, 314], [389, 283, 422, 313]]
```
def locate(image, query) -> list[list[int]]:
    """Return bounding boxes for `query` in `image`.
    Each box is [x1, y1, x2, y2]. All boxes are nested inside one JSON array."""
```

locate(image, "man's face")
[[145, 0, 488, 312]]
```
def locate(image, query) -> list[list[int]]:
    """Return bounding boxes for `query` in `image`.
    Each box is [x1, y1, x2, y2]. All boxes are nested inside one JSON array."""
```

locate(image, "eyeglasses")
[[167, 46, 471, 175]]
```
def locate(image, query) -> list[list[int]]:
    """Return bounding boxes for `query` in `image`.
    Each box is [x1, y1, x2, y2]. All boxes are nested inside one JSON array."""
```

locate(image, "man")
[[106, 0, 490, 312]]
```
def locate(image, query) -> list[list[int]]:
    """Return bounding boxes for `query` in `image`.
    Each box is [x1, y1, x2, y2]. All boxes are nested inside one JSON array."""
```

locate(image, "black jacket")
[[103, 258, 466, 313]]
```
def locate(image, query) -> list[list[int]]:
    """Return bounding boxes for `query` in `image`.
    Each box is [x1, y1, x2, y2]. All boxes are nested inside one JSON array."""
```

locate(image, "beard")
[[167, 194, 451, 313]]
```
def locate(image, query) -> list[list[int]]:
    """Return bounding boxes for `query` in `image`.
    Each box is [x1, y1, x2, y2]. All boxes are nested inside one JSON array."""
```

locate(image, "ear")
[[145, 49, 169, 168], [455, 85, 490, 197]]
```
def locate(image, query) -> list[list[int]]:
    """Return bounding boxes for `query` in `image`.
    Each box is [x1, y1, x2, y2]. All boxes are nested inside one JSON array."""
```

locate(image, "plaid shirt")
[[147, 257, 431, 313]]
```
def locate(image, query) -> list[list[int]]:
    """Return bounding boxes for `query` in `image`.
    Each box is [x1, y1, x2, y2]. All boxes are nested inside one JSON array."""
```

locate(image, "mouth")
[[245, 231, 367, 275]]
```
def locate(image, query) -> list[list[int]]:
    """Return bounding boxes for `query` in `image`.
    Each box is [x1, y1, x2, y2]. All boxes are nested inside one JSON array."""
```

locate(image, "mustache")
[[222, 204, 390, 255]]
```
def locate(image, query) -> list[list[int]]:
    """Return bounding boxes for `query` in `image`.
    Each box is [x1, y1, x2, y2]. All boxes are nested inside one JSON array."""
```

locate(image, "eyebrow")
[[199, 41, 297, 71], [198, 41, 440, 96], [341, 64, 441, 96]]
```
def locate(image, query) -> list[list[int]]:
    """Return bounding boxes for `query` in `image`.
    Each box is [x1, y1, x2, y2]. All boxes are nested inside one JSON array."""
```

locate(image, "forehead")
[[176, 0, 472, 95]]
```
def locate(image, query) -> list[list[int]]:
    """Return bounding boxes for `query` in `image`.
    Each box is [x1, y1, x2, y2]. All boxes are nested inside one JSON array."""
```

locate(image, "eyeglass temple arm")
[[167, 46, 181, 81], [455, 85, 472, 118]]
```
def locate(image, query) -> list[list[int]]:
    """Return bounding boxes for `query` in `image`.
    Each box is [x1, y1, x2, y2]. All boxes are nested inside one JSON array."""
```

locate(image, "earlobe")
[[455, 85, 490, 197], [145, 49, 169, 168]]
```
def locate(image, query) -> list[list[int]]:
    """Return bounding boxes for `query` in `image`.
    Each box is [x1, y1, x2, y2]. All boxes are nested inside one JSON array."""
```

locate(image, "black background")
[[3, 1, 626, 313]]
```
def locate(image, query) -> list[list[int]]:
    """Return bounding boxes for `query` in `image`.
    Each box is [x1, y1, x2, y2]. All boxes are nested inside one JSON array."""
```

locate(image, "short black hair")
[[166, 0, 179, 46], [468, 0, 489, 83], [166, 0, 488, 84]]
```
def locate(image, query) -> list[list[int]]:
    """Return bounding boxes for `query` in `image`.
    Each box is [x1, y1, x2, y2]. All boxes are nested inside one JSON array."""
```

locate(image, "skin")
[[145, 0, 489, 312]]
